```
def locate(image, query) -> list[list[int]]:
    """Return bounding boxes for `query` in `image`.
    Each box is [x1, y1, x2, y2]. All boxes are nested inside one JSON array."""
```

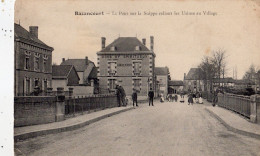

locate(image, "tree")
[[243, 64, 259, 92], [198, 56, 216, 92], [211, 49, 227, 88], [243, 64, 256, 80]]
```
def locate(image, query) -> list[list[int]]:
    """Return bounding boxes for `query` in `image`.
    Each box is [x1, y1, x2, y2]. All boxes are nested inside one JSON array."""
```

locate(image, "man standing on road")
[[118, 85, 126, 106], [132, 89, 138, 107], [115, 85, 122, 107], [148, 88, 154, 106]]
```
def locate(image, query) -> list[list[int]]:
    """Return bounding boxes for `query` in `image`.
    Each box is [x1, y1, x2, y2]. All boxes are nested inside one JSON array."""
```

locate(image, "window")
[[43, 60, 47, 72], [43, 80, 47, 91], [109, 62, 116, 74], [109, 79, 116, 90], [35, 79, 39, 87], [133, 62, 141, 74], [34, 57, 39, 71], [133, 79, 141, 91], [26, 79, 30, 95], [135, 46, 141, 51], [25, 57, 30, 70], [110, 46, 116, 51]]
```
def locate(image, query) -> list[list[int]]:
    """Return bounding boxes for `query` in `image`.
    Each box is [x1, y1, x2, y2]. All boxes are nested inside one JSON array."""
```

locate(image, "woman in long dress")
[[198, 92, 203, 104]]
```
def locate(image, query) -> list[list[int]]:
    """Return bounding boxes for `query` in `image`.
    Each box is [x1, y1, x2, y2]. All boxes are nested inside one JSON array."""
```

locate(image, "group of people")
[[115, 85, 127, 107], [131, 89, 155, 107], [166, 94, 179, 102], [187, 92, 203, 105], [116, 85, 218, 107]]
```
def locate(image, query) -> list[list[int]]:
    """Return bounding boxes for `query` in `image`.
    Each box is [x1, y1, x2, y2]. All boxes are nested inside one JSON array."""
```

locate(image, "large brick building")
[[97, 36, 156, 98], [14, 24, 54, 96]]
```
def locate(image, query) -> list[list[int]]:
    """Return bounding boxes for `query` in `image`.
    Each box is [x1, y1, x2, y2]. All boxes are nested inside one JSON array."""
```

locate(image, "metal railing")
[[64, 94, 118, 116], [217, 93, 251, 118]]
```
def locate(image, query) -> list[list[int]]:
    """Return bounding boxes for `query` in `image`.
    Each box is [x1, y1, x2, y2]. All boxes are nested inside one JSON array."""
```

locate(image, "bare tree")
[[198, 56, 216, 92], [211, 49, 227, 88]]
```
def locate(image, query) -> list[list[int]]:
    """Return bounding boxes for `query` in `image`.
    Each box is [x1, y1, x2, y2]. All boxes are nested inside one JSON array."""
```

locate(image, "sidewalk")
[[204, 100, 260, 139], [14, 106, 134, 141]]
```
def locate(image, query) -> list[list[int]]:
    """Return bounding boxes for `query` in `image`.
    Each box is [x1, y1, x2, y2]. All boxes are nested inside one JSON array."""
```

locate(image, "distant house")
[[52, 65, 80, 90], [184, 68, 205, 92], [52, 65, 95, 96], [60, 57, 97, 86], [213, 77, 234, 87], [14, 23, 54, 96], [155, 67, 169, 97], [168, 80, 184, 94]]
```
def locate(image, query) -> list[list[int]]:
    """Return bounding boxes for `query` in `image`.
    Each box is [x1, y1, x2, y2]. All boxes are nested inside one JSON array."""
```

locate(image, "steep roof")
[[52, 65, 79, 79], [185, 68, 204, 80], [100, 37, 150, 52], [60, 59, 94, 72], [14, 23, 52, 49], [168, 80, 184, 86], [155, 67, 168, 76], [88, 67, 97, 79]]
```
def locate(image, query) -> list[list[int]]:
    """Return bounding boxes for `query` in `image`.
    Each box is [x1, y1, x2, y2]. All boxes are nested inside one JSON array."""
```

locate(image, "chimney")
[[101, 37, 106, 49], [150, 36, 154, 51], [184, 73, 186, 80], [85, 56, 89, 65], [29, 26, 38, 38], [62, 58, 65, 62], [142, 38, 146, 45]]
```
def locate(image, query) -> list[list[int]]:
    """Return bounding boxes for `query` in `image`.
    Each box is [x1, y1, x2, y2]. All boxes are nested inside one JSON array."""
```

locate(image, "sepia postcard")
[[0, 0, 260, 155]]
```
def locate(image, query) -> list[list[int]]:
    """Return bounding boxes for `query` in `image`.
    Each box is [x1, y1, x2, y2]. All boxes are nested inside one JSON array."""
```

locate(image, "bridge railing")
[[217, 93, 251, 118], [65, 93, 118, 117]]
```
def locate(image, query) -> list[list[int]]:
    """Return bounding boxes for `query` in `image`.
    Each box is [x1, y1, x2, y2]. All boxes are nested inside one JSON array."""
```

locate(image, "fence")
[[217, 93, 251, 118], [65, 93, 118, 116]]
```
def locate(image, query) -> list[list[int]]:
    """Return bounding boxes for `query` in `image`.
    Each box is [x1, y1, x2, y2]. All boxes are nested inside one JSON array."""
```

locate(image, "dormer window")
[[135, 46, 141, 51], [110, 46, 116, 51]]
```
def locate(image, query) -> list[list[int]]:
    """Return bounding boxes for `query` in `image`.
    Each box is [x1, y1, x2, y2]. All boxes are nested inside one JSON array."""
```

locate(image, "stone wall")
[[14, 96, 57, 127]]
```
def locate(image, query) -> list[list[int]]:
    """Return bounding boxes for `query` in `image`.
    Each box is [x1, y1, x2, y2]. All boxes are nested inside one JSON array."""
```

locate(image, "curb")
[[205, 108, 260, 140], [14, 107, 134, 141]]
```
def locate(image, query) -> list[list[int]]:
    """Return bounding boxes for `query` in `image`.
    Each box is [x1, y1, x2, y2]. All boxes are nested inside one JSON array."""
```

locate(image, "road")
[[15, 101, 260, 156]]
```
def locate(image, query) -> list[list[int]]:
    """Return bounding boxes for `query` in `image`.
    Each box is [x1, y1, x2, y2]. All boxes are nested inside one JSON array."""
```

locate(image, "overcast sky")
[[15, 0, 260, 80]]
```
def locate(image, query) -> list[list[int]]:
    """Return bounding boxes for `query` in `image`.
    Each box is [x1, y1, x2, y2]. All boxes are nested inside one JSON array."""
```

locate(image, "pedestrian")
[[169, 94, 173, 102], [166, 94, 170, 102], [198, 92, 203, 104], [160, 93, 164, 103], [175, 94, 178, 102], [180, 92, 184, 103], [188, 93, 193, 105], [148, 89, 154, 106], [115, 85, 122, 107], [132, 89, 138, 107], [212, 90, 218, 107], [118, 85, 126, 106], [192, 92, 196, 104]]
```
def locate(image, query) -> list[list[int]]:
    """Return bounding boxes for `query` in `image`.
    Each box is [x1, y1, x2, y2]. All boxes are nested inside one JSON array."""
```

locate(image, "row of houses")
[[14, 24, 98, 96], [14, 23, 173, 97]]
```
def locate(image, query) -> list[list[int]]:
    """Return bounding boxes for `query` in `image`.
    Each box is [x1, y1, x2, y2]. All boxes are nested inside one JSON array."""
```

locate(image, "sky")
[[14, 0, 260, 80]]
